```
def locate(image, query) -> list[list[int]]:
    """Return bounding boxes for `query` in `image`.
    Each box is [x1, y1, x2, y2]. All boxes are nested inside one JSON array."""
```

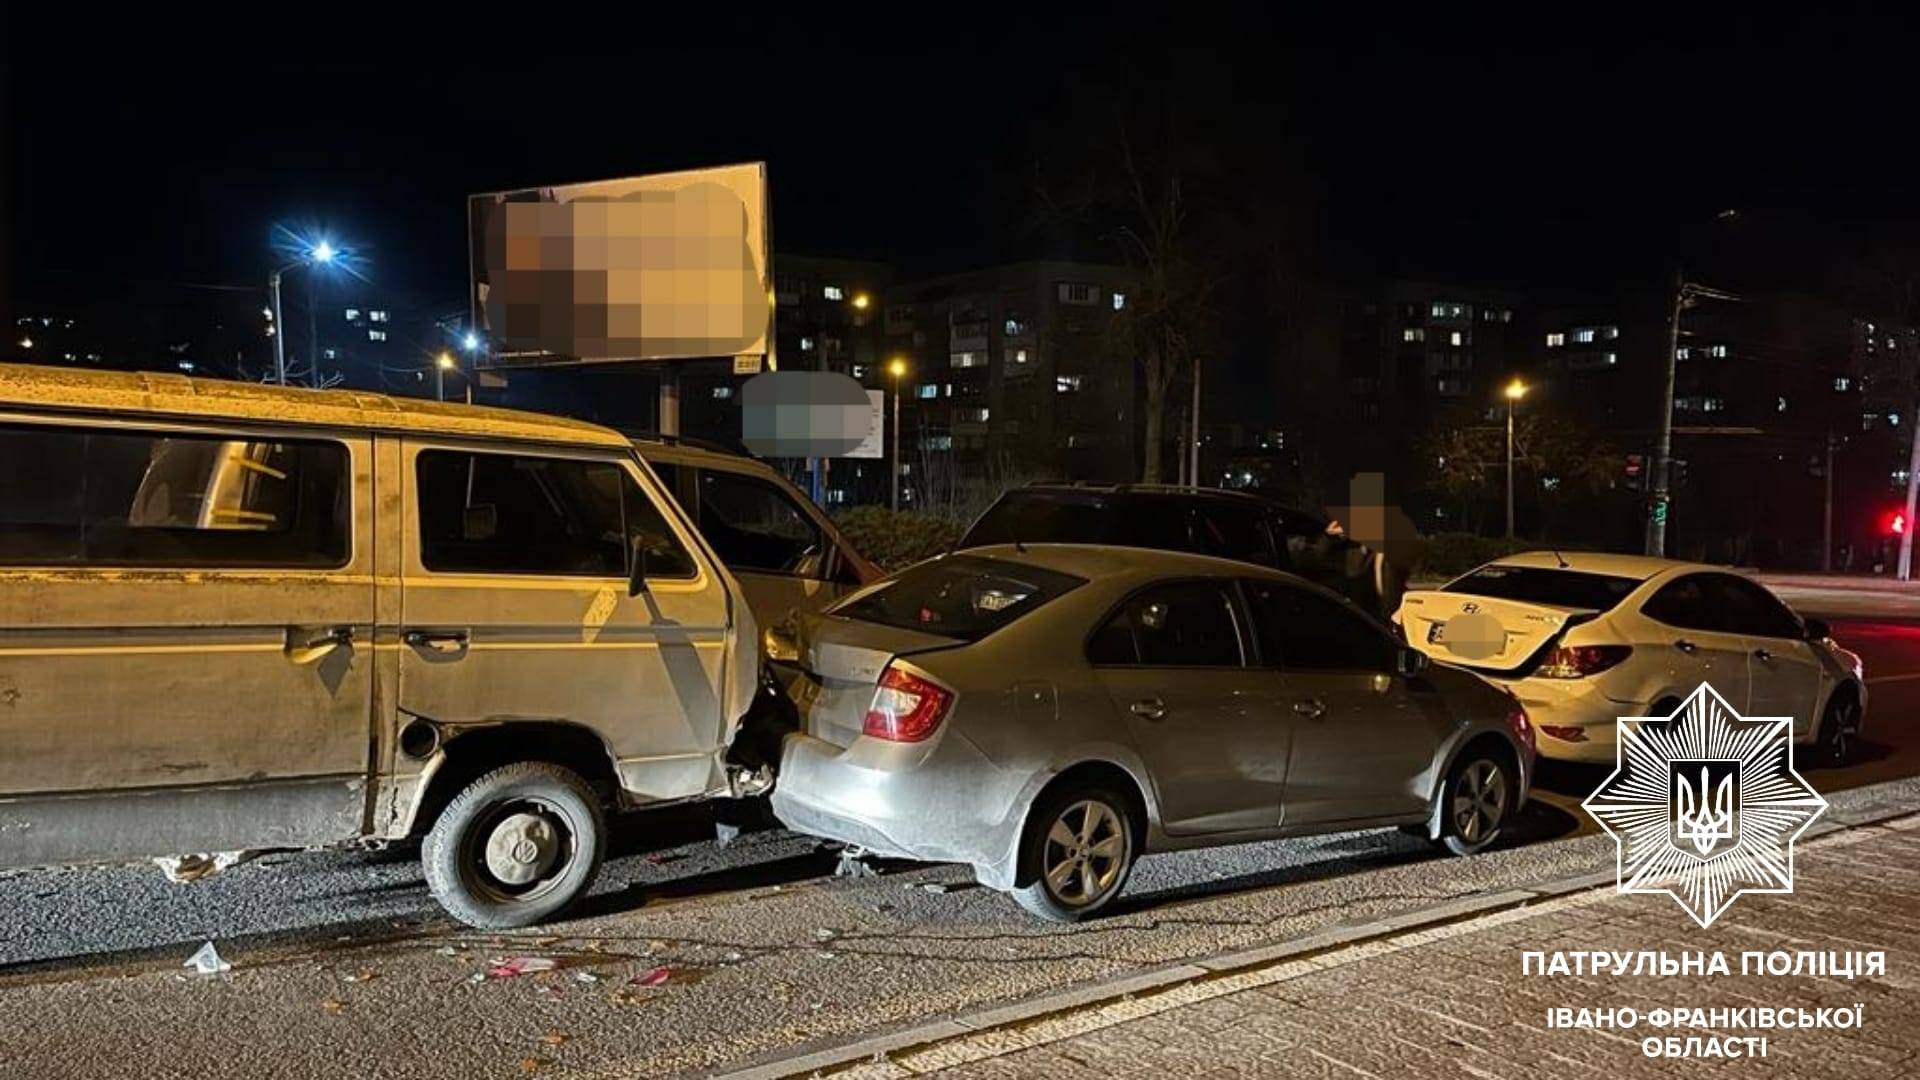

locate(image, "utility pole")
[[1901, 398, 1920, 579], [1189, 356, 1202, 488], [1823, 432, 1836, 573], [1646, 272, 1740, 557], [1503, 378, 1528, 540]]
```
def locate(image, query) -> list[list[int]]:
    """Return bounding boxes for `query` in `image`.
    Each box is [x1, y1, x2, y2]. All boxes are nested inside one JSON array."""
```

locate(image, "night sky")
[[4, 12, 1916, 312]]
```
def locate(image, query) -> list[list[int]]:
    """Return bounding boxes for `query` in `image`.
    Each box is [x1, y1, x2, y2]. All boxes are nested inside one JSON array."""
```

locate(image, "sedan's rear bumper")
[[1494, 676, 1640, 764], [770, 730, 1026, 889]]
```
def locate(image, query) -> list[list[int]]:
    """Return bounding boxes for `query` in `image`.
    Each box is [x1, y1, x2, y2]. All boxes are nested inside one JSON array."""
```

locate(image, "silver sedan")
[[769, 544, 1535, 921]]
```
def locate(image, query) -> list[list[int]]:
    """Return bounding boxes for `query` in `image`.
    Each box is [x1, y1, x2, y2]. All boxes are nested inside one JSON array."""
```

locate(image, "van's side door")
[[0, 418, 375, 865], [396, 442, 733, 802]]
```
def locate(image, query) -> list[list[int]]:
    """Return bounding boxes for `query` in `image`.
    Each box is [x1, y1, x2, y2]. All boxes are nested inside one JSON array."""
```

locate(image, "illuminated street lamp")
[[17, 336, 31, 350], [887, 357, 909, 510], [851, 292, 872, 311], [268, 238, 344, 387], [435, 351, 456, 402], [462, 331, 480, 352], [1504, 378, 1529, 540]]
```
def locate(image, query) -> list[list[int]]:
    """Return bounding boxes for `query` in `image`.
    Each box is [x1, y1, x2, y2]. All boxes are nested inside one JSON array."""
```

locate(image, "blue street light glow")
[[462, 332, 480, 351], [311, 241, 336, 263]]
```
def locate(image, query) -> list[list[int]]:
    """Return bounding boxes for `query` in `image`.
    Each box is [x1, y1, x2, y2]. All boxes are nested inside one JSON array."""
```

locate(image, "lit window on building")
[[1111, 292, 1127, 311], [943, 384, 952, 397], [1603, 352, 1618, 365], [823, 285, 845, 301], [923, 435, 953, 451], [951, 352, 987, 369], [344, 308, 360, 321], [1449, 331, 1465, 347], [1707, 344, 1728, 358], [323, 348, 339, 360], [1777, 396, 1788, 413], [370, 310, 389, 323], [851, 364, 867, 378], [917, 383, 939, 399], [1430, 301, 1465, 319], [1864, 412, 1881, 430], [1056, 375, 1083, 392], [1013, 349, 1030, 364], [1603, 325, 1620, 339], [368, 329, 387, 342], [800, 337, 815, 352], [1546, 332, 1565, 347], [1835, 377, 1853, 391], [1404, 327, 1424, 342], [1574, 328, 1597, 343], [1058, 282, 1099, 305], [712, 386, 733, 399], [1004, 318, 1029, 336], [959, 407, 990, 423]]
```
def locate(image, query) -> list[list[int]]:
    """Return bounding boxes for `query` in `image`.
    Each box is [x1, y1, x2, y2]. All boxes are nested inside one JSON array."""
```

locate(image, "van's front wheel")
[[423, 762, 606, 929]]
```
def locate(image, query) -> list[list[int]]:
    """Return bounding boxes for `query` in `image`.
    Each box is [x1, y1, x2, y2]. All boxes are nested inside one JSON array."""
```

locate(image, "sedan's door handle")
[[404, 629, 470, 653], [1673, 639, 1698, 655], [1292, 699, 1328, 720], [1129, 698, 1167, 721]]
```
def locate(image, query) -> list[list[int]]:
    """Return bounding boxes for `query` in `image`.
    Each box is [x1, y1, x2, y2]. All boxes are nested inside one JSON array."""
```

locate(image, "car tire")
[[1011, 783, 1137, 923], [423, 761, 606, 929], [1814, 691, 1860, 767], [1436, 747, 1513, 857]]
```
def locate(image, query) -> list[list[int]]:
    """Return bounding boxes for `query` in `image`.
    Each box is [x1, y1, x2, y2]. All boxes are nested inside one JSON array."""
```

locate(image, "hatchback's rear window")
[[831, 554, 1085, 642], [1444, 564, 1640, 611]]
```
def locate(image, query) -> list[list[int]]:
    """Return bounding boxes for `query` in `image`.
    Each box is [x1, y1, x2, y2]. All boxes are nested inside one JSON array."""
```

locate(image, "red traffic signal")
[[1882, 509, 1908, 536]]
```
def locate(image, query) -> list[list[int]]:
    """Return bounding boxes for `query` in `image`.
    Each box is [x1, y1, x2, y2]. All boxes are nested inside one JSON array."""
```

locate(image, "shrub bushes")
[[833, 506, 965, 571]]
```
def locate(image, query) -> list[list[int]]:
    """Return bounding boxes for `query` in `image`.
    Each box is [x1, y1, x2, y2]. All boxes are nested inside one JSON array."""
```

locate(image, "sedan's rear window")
[[1444, 565, 1640, 611], [831, 554, 1085, 642]]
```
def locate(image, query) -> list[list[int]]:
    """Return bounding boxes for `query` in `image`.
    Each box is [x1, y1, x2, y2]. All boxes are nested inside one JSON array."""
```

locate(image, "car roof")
[[1002, 482, 1326, 522], [632, 436, 774, 473], [960, 541, 1303, 581], [1479, 550, 1728, 582], [0, 362, 630, 449]]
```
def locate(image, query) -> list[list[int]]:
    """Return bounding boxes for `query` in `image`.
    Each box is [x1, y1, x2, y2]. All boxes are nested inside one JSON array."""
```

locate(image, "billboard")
[[468, 163, 771, 367]]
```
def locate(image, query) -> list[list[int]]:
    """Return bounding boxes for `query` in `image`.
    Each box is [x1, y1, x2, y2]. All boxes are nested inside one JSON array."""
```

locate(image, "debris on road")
[[154, 851, 256, 884], [833, 849, 877, 878], [812, 927, 839, 943], [433, 946, 459, 958], [343, 970, 377, 984], [540, 1032, 569, 1047], [629, 965, 672, 988], [714, 821, 742, 848], [183, 941, 231, 975], [487, 956, 559, 979], [573, 971, 602, 984]]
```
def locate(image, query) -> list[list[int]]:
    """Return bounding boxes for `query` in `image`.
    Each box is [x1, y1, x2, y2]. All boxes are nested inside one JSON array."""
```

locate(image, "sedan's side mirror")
[[1396, 646, 1429, 678], [1804, 618, 1831, 642]]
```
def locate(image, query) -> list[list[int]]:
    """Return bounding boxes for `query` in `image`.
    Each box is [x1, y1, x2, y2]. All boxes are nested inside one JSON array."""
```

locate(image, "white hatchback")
[[1396, 553, 1866, 765]]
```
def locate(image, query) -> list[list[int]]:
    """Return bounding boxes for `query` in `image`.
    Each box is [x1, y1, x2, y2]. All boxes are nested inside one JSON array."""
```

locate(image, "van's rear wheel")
[[423, 762, 605, 929]]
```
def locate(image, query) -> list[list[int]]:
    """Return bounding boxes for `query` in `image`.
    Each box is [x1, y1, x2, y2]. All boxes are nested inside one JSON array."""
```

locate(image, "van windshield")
[[830, 554, 1085, 642]]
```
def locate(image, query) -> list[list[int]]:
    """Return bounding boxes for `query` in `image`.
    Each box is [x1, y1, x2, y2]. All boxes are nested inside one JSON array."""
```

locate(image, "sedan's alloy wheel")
[[1041, 799, 1127, 907], [1451, 759, 1508, 845]]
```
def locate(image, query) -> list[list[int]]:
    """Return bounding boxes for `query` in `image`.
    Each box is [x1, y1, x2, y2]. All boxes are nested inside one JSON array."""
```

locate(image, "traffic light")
[[1881, 508, 1907, 536], [1624, 454, 1644, 490]]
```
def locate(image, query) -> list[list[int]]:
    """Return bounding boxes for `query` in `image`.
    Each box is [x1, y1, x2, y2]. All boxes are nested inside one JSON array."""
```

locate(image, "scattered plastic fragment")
[[487, 957, 559, 979], [434, 946, 459, 958], [812, 927, 840, 943], [540, 1032, 569, 1047], [154, 851, 256, 884], [573, 971, 601, 984], [344, 971, 377, 984], [321, 998, 346, 1014], [629, 966, 672, 988], [834, 851, 877, 878], [184, 941, 231, 975], [722, 950, 745, 963], [714, 821, 741, 848]]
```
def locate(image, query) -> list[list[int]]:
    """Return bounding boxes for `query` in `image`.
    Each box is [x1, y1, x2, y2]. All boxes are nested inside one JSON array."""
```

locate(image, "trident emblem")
[[1672, 761, 1738, 856]]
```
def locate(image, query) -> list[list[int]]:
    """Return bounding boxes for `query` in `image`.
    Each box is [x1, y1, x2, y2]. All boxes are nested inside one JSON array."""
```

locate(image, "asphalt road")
[[1, 605, 1916, 1077]]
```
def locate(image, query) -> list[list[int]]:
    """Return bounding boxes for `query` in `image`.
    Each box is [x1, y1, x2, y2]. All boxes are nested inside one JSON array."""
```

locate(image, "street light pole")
[[1504, 378, 1527, 541], [1646, 272, 1740, 557], [266, 241, 337, 387], [888, 358, 907, 511], [268, 268, 289, 385]]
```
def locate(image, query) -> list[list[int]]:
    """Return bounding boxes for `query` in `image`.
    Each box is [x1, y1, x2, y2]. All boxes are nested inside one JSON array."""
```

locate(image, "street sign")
[[846, 390, 885, 460], [732, 355, 763, 376]]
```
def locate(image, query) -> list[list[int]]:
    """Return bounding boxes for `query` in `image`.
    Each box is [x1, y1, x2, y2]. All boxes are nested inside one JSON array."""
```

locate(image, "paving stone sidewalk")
[[837, 816, 1920, 1079]]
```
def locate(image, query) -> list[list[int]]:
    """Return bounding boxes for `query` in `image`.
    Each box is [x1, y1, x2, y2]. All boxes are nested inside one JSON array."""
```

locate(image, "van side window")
[[697, 470, 825, 577], [416, 450, 695, 578], [0, 423, 349, 568]]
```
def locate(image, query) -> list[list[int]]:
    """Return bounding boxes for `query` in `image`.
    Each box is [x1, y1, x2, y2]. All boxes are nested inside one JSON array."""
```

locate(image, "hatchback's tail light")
[[1536, 644, 1632, 679], [1506, 697, 1536, 756], [863, 664, 954, 742]]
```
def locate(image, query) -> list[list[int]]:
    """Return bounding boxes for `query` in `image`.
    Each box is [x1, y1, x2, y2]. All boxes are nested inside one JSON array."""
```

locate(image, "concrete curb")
[[708, 801, 1920, 1080]]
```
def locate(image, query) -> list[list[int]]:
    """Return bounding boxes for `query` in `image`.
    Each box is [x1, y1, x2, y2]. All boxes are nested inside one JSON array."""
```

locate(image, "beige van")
[[0, 364, 759, 927], [633, 437, 881, 628]]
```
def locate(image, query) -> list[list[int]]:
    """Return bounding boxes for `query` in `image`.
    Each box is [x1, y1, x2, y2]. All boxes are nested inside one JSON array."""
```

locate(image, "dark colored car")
[[958, 484, 1403, 618]]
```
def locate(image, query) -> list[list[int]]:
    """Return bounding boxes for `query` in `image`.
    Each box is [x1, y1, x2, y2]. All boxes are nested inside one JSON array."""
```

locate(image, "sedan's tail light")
[[863, 664, 954, 742], [1506, 697, 1536, 756], [1536, 644, 1632, 679]]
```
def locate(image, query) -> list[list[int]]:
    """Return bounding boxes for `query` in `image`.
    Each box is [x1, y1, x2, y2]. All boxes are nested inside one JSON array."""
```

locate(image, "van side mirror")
[[1396, 646, 1428, 678], [1804, 618, 1830, 642], [628, 538, 651, 597]]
